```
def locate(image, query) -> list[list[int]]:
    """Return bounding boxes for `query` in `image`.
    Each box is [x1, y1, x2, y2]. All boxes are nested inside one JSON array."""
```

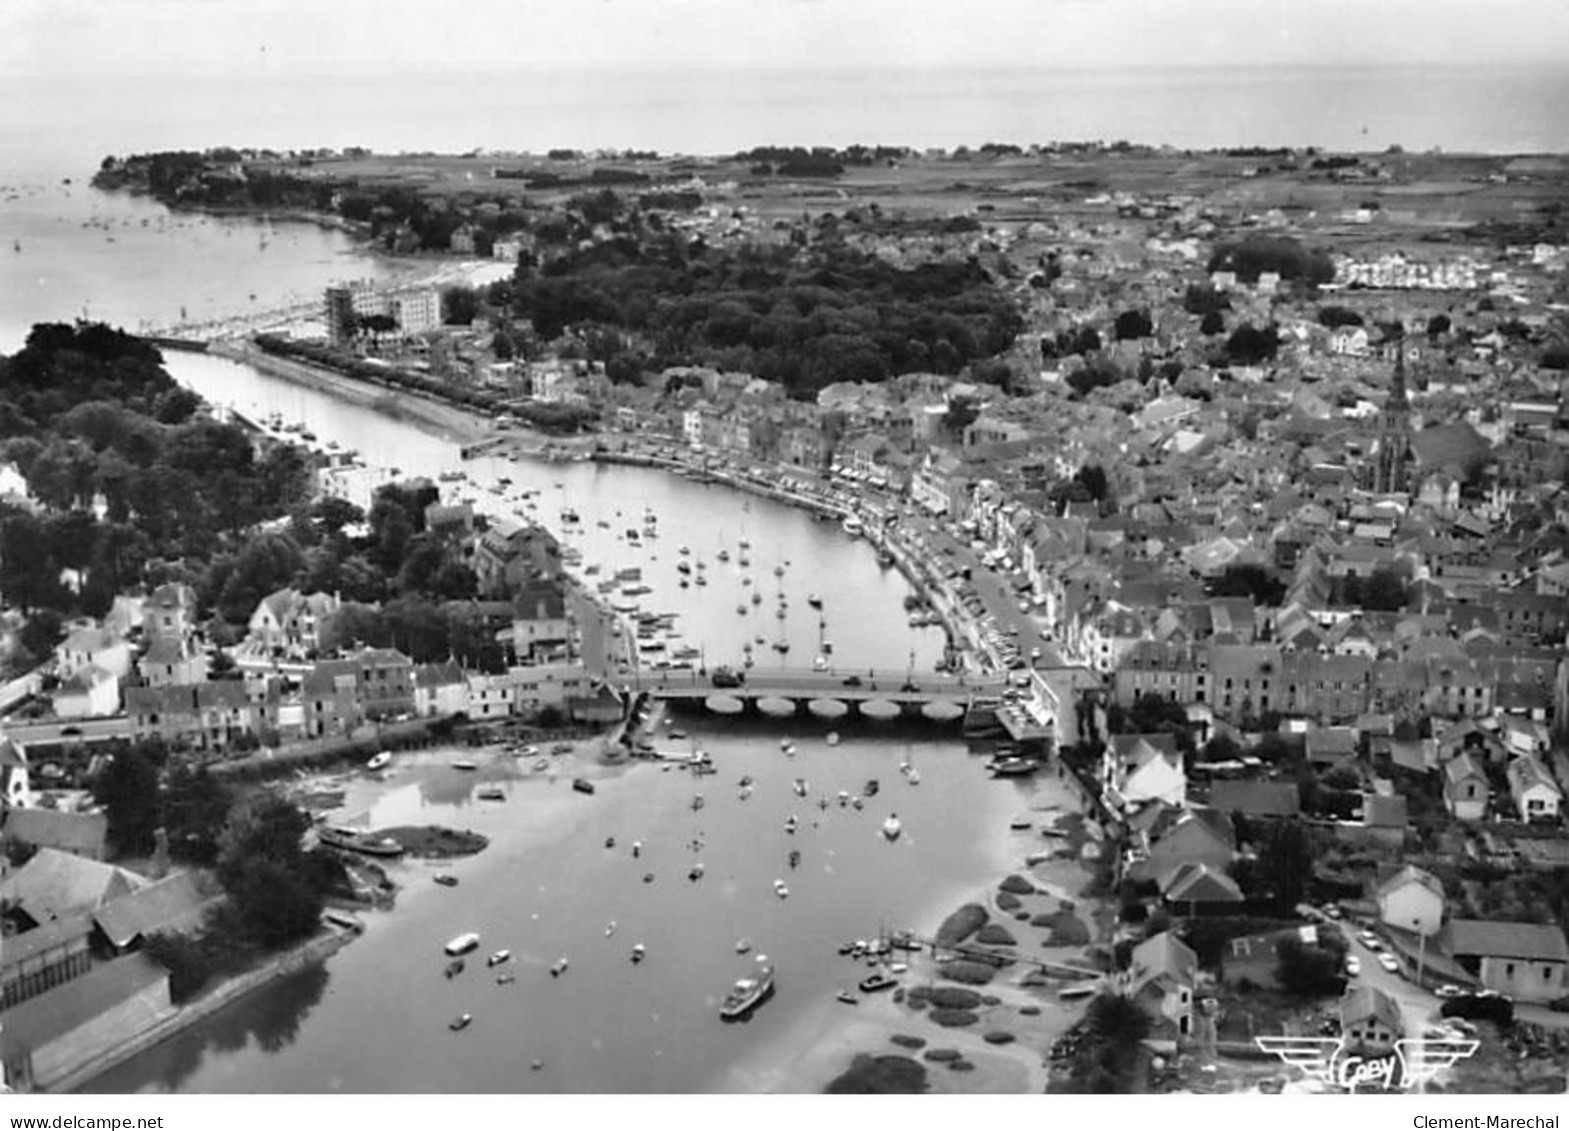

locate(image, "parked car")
[[1344, 956, 1362, 977], [1358, 930, 1380, 949], [1377, 953, 1401, 975], [1435, 983, 1464, 998]]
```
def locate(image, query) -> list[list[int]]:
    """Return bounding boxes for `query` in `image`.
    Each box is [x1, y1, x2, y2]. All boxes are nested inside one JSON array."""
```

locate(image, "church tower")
[[1374, 332, 1412, 495]]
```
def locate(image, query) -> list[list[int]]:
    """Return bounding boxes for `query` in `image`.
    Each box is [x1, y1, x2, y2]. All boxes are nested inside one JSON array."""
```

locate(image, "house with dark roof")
[[1340, 986, 1403, 1055], [1445, 919, 1569, 1003], [1118, 930, 1199, 1036], [1125, 805, 1235, 885]]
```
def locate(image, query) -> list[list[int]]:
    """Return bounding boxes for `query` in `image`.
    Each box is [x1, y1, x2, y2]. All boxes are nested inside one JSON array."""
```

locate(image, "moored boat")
[[445, 932, 481, 957], [572, 778, 596, 795], [365, 751, 391, 771], [881, 814, 903, 841], [719, 960, 775, 1021], [449, 1013, 473, 1031]]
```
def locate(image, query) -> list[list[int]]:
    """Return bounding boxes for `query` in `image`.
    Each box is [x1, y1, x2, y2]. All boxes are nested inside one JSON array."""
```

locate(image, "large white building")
[[325, 280, 443, 343]]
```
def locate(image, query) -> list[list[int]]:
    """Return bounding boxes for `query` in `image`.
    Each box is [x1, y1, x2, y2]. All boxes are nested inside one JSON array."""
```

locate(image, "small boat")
[[773, 879, 789, 899], [851, 797, 864, 811], [365, 751, 391, 771], [445, 933, 481, 957], [882, 815, 903, 841], [864, 779, 880, 797], [784, 815, 798, 834], [836, 991, 859, 1005], [572, 778, 596, 795], [908, 769, 921, 785], [717, 550, 730, 562], [792, 778, 808, 797], [606, 921, 617, 937], [788, 849, 801, 869], [533, 758, 550, 772], [477, 787, 506, 801], [631, 944, 646, 964], [692, 794, 705, 811], [837, 790, 850, 807], [449, 1013, 473, 1031], [444, 959, 465, 979], [1058, 982, 1100, 1000], [486, 950, 511, 967], [807, 594, 823, 609], [496, 972, 516, 985], [550, 957, 570, 977], [735, 938, 752, 954], [858, 972, 898, 993], [434, 874, 459, 887], [720, 961, 775, 1021], [452, 760, 478, 772], [841, 516, 865, 537], [826, 732, 840, 747]]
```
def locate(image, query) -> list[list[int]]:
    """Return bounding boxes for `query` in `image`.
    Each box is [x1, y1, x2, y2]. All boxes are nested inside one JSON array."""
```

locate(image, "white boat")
[[550, 957, 570, 977], [452, 760, 478, 771], [882, 815, 903, 841], [365, 751, 391, 771], [1058, 982, 1100, 1000], [826, 732, 841, 747], [631, 943, 646, 964], [773, 879, 789, 899], [444, 932, 481, 957], [908, 769, 921, 785], [842, 516, 865, 537], [719, 961, 775, 1021], [486, 950, 511, 967]]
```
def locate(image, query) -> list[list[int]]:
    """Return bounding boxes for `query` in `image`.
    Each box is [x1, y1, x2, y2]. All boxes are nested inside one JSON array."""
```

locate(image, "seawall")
[[55, 927, 356, 1095]]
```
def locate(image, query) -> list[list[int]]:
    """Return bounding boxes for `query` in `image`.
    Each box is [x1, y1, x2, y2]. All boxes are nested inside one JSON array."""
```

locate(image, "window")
[[1505, 962, 1516, 978]]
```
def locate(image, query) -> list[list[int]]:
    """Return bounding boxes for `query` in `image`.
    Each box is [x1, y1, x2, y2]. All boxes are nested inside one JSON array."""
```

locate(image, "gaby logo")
[[1254, 1036, 1480, 1092]]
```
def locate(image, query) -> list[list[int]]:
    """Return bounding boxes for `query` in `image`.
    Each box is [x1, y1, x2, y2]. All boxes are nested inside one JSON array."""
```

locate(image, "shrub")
[[949, 1060, 976, 1072], [999, 874, 1037, 896], [940, 961, 997, 986], [826, 1054, 928, 1094], [984, 1030, 1016, 1045], [927, 986, 984, 1010], [975, 924, 1018, 947], [996, 891, 1022, 912], [935, 903, 989, 947], [1020, 1005, 1042, 1017], [890, 1034, 927, 1050], [923, 1048, 962, 1062], [930, 1009, 980, 1028]]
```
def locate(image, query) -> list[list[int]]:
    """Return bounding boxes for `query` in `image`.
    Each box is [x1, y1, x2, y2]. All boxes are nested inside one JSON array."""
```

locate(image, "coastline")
[[713, 767, 1101, 1094]]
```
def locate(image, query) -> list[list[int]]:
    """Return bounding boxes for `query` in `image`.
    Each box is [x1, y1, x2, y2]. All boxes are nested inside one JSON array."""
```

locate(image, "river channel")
[[80, 352, 1034, 1093]]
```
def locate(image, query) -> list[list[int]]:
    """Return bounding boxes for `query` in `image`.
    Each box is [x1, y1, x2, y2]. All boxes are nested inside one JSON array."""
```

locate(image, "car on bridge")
[[711, 667, 744, 688], [841, 675, 864, 687]]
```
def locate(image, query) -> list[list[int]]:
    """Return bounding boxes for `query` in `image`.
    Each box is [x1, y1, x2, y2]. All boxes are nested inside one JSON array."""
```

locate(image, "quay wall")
[[53, 928, 355, 1095]]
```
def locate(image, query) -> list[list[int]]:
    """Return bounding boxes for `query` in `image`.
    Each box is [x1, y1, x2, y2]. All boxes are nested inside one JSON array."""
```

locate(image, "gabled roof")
[[1376, 864, 1444, 903], [1341, 986, 1402, 1032], [0, 847, 147, 921], [1128, 930, 1198, 990], [1362, 794, 1408, 828], [1447, 919, 1569, 963], [1444, 751, 1488, 789], [1110, 733, 1181, 771], [1506, 756, 1562, 798], [92, 871, 212, 949], [1159, 862, 1243, 903], [0, 913, 94, 970]]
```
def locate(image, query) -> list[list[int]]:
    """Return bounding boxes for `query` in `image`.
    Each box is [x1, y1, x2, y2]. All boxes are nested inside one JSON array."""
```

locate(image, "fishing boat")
[[365, 751, 391, 771], [719, 960, 775, 1021], [881, 814, 903, 841], [445, 932, 481, 957]]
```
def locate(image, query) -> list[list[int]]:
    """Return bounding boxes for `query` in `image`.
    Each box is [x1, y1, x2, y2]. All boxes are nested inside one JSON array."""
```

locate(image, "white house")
[[1120, 930, 1198, 1037], [466, 673, 515, 720], [52, 666, 121, 720], [1447, 920, 1569, 1004], [54, 628, 131, 683], [1376, 864, 1445, 937], [1506, 757, 1562, 822], [1103, 734, 1187, 810]]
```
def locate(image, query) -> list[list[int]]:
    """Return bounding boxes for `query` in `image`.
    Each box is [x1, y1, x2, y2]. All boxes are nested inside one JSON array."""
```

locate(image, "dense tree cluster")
[[510, 239, 1022, 399], [0, 324, 311, 632], [1206, 235, 1335, 285]]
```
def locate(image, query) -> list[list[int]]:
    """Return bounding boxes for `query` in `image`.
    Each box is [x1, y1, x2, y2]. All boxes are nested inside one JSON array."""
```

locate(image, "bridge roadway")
[[644, 666, 1004, 706]]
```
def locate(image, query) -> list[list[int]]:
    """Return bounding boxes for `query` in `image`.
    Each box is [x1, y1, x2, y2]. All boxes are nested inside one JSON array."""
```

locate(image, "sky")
[[6, 0, 1569, 79]]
